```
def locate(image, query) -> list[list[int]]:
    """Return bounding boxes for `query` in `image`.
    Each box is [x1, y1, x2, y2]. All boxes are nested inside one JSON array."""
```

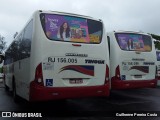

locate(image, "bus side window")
[[107, 36, 110, 56], [0, 55, 4, 64], [19, 20, 33, 60]]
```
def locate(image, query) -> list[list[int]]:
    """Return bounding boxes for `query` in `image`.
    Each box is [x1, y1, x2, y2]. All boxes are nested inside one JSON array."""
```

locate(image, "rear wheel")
[[3, 75, 9, 91], [5, 84, 9, 91], [12, 80, 20, 103]]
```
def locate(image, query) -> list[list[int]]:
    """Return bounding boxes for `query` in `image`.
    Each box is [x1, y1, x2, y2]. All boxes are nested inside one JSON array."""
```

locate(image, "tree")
[[0, 35, 7, 54], [151, 34, 160, 41], [150, 33, 160, 50]]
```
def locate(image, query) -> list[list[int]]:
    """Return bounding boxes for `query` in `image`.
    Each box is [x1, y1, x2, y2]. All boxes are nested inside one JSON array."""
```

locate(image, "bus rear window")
[[40, 13, 102, 44], [115, 33, 152, 52], [156, 51, 160, 61]]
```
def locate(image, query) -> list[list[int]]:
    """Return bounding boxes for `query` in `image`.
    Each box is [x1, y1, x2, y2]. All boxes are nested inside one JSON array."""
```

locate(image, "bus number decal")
[[57, 58, 77, 63], [47, 57, 77, 63], [48, 57, 55, 62]]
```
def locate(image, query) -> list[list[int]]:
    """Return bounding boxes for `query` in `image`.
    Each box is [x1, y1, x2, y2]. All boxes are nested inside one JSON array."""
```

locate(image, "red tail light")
[[35, 63, 44, 86], [156, 66, 160, 79], [105, 65, 109, 84], [115, 65, 120, 79]]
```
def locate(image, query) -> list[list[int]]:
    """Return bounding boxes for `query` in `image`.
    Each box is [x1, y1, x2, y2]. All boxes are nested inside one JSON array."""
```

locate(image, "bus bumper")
[[111, 77, 157, 90], [29, 81, 110, 102]]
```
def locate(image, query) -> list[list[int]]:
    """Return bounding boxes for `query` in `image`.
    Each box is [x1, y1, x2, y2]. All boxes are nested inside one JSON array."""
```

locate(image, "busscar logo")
[[65, 53, 88, 57]]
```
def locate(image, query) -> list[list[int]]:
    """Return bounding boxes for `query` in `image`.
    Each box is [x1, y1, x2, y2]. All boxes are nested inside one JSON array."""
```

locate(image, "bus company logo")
[[1, 112, 42, 118], [129, 66, 149, 73], [132, 58, 145, 61], [59, 65, 94, 76], [85, 59, 105, 64], [143, 62, 155, 65], [2, 112, 11, 117]]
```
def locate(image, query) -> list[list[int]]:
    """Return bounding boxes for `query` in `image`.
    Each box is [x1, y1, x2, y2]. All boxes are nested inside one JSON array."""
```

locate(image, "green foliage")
[[151, 34, 160, 41], [0, 35, 7, 53], [154, 41, 160, 50], [150, 34, 160, 50], [0, 67, 2, 73]]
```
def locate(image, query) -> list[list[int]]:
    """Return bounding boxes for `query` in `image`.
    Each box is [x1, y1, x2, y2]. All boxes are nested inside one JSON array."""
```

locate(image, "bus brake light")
[[35, 63, 44, 86], [115, 65, 120, 79], [105, 65, 109, 84]]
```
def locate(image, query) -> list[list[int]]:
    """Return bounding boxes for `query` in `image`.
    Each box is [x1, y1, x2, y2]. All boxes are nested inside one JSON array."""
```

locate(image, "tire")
[[12, 80, 20, 103], [5, 84, 9, 91], [3, 76, 9, 91]]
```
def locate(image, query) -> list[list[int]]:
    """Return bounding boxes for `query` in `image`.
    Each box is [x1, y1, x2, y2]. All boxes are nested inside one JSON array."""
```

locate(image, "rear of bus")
[[108, 31, 157, 90], [29, 11, 110, 101]]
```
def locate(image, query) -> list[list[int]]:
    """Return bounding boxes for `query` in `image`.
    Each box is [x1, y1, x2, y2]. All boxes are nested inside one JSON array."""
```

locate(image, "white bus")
[[107, 31, 157, 89], [156, 50, 160, 86], [3, 10, 110, 102]]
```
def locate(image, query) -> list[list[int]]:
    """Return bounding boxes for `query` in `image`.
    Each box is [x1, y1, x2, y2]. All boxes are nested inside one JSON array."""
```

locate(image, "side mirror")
[[0, 54, 4, 64]]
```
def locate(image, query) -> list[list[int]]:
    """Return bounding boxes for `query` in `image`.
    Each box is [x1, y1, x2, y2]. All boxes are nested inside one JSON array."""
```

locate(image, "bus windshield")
[[115, 33, 152, 52], [40, 13, 102, 44]]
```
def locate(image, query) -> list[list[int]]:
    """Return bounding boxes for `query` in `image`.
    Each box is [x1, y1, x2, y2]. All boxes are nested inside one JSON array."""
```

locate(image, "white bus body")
[[3, 10, 110, 101], [107, 31, 157, 89], [156, 50, 160, 86]]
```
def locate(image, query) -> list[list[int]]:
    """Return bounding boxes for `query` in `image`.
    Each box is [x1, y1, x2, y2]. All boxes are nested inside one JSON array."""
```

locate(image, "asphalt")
[[0, 81, 160, 120]]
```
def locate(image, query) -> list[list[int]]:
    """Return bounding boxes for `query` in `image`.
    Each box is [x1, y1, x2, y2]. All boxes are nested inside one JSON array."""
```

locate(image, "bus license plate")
[[69, 79, 83, 84], [134, 75, 142, 78]]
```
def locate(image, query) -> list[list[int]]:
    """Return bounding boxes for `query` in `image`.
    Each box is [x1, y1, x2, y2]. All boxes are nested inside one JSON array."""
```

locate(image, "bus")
[[3, 10, 110, 102], [156, 50, 160, 86], [0, 54, 4, 82], [107, 31, 157, 89]]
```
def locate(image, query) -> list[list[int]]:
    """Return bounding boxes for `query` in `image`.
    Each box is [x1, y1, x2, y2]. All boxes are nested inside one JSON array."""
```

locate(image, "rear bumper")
[[29, 81, 110, 102], [111, 77, 157, 90]]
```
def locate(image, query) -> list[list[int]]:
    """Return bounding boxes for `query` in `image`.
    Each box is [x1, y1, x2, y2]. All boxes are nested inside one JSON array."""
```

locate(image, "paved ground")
[[0, 82, 160, 120]]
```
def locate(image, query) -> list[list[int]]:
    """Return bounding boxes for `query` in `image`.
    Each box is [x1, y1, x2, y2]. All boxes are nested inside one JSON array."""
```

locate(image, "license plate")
[[134, 75, 142, 78], [69, 79, 83, 84]]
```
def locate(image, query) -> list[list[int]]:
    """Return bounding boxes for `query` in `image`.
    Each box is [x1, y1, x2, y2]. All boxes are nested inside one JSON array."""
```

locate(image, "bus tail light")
[[156, 66, 158, 77], [35, 63, 44, 86], [105, 65, 109, 84], [115, 65, 120, 79]]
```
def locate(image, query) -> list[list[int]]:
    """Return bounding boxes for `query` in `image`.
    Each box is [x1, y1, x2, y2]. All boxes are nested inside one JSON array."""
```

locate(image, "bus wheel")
[[5, 84, 9, 91], [12, 80, 20, 103], [3, 76, 9, 91]]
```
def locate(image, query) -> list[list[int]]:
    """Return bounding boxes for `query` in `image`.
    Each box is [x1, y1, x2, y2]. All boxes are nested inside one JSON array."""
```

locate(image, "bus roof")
[[37, 10, 102, 22], [108, 30, 150, 36]]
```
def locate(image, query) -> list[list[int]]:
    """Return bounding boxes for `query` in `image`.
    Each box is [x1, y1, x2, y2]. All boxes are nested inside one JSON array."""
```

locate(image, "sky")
[[0, 0, 160, 46]]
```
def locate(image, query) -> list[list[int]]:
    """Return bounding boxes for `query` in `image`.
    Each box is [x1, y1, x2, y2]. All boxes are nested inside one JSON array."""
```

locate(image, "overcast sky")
[[0, 0, 160, 45]]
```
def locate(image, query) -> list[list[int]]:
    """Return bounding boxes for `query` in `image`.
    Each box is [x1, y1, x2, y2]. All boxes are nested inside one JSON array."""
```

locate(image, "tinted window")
[[115, 33, 152, 52], [19, 20, 33, 59], [4, 20, 33, 65], [40, 13, 102, 44]]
